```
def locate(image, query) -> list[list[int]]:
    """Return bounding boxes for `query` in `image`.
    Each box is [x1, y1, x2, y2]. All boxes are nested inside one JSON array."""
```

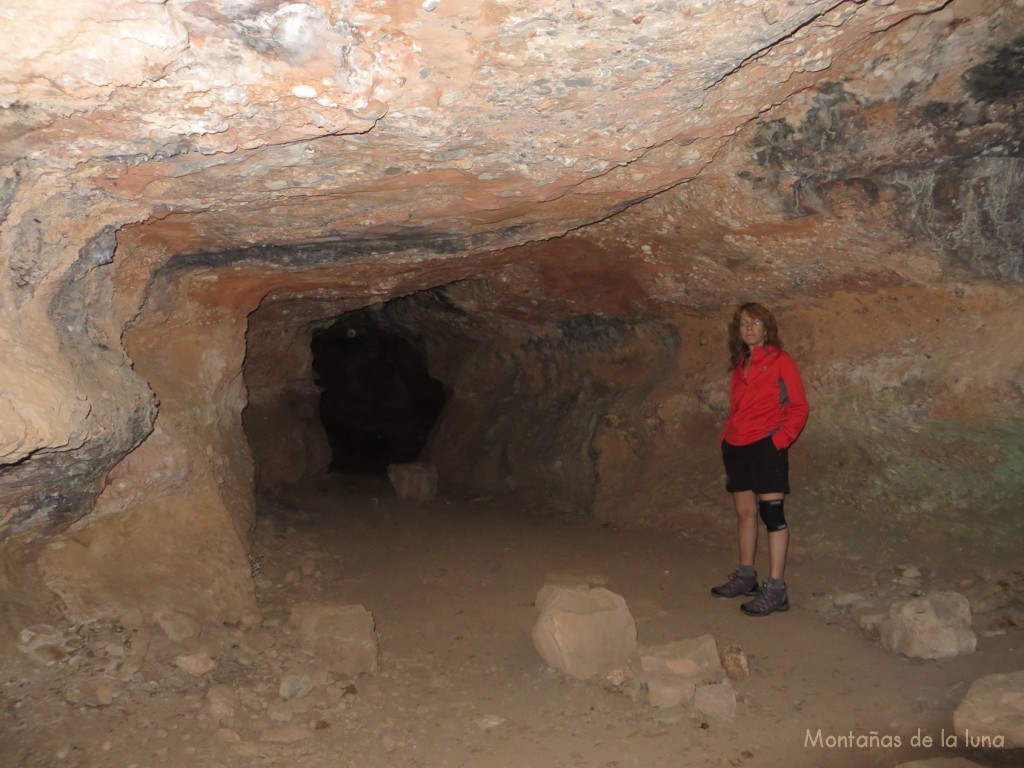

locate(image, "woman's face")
[[739, 312, 766, 348]]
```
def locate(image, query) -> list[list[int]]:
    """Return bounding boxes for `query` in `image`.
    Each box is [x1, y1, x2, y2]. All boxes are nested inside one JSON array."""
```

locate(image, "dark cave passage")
[[311, 308, 447, 474]]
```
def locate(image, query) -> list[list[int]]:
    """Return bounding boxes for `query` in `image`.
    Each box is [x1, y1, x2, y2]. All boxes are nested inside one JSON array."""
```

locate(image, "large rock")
[[289, 602, 379, 676], [953, 669, 1024, 748], [693, 681, 736, 720], [531, 584, 638, 681], [880, 592, 976, 659], [640, 635, 730, 713], [387, 462, 439, 502], [640, 635, 726, 684]]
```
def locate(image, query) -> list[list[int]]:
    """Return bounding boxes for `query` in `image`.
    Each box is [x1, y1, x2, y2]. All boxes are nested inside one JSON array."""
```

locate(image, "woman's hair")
[[728, 302, 782, 368]]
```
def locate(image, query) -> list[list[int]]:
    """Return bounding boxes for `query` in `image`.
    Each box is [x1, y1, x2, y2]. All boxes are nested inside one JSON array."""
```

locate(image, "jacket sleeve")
[[771, 354, 809, 450]]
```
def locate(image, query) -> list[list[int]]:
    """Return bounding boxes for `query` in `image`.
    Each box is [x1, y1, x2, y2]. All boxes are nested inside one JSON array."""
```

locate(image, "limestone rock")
[[387, 462, 439, 502], [953, 669, 1024, 748], [718, 645, 750, 681], [175, 652, 216, 676], [693, 681, 736, 719], [259, 725, 313, 743], [531, 584, 638, 681], [640, 635, 726, 684], [289, 602, 379, 676], [16, 624, 74, 666], [645, 673, 696, 709], [207, 684, 237, 722], [153, 609, 202, 642], [64, 680, 116, 708], [279, 674, 314, 700], [880, 592, 976, 659]]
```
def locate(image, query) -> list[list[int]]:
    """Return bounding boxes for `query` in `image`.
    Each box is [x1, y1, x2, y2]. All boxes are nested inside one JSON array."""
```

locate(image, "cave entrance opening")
[[311, 308, 447, 475]]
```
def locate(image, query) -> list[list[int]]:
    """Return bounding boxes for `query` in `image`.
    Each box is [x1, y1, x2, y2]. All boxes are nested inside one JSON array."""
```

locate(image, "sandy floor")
[[2, 475, 1021, 768]]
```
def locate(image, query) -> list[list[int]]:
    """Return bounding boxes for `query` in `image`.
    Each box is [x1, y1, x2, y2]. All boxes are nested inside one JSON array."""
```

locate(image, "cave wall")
[[0, 0, 1021, 637], [244, 298, 334, 492], [36, 265, 262, 628]]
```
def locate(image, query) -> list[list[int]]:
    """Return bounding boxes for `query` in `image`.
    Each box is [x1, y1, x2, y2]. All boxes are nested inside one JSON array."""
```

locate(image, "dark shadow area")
[[311, 308, 446, 474]]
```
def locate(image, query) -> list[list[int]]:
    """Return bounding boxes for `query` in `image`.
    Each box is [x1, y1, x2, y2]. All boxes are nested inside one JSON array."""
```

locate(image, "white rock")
[[153, 609, 202, 641], [880, 592, 976, 659], [641, 635, 726, 683], [953, 669, 1024, 748], [693, 681, 736, 719], [386, 462, 438, 502], [646, 672, 695, 708], [289, 603, 379, 676], [531, 584, 637, 681], [175, 652, 216, 676], [279, 674, 314, 700]]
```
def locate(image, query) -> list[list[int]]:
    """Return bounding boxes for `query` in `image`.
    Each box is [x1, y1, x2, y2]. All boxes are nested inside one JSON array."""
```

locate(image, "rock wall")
[[0, 0, 1021, 634]]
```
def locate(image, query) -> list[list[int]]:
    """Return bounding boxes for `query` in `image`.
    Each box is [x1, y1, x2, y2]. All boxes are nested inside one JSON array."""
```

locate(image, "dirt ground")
[[3, 475, 1022, 768]]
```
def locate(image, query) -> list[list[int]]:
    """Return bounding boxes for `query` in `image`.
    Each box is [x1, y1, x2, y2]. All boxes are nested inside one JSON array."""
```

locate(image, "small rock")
[[239, 629, 276, 655], [267, 701, 297, 722], [279, 674, 314, 700], [153, 610, 202, 642], [259, 726, 313, 743], [641, 635, 725, 684], [832, 592, 866, 608], [693, 681, 736, 719], [64, 680, 115, 707], [289, 603, 379, 676], [216, 728, 241, 743], [646, 672, 695, 708], [17, 624, 72, 666], [953, 669, 1024, 748], [175, 653, 217, 676], [474, 714, 505, 730], [207, 684, 237, 721], [386, 462, 438, 502], [857, 610, 887, 634], [880, 592, 976, 659], [719, 646, 749, 681]]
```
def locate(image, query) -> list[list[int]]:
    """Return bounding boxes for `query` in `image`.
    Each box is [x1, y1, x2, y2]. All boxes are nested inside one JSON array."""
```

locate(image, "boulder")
[[880, 592, 976, 659], [387, 462, 438, 502], [640, 635, 726, 684], [531, 584, 638, 680], [953, 669, 1024, 748], [693, 681, 736, 719], [289, 602, 379, 676]]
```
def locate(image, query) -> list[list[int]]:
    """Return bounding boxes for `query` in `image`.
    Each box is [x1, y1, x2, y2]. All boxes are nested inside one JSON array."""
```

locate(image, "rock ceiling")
[[2, 0, 1018, 264]]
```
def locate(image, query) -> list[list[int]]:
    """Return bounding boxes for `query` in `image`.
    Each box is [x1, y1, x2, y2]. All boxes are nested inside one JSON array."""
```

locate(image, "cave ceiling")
[[1, 0, 1019, 315]]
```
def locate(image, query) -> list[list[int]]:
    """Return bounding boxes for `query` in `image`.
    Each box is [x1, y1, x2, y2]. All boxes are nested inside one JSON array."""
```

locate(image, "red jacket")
[[721, 344, 809, 450]]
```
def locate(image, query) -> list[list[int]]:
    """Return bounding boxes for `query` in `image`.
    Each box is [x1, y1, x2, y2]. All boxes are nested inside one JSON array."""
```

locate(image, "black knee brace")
[[759, 499, 787, 532]]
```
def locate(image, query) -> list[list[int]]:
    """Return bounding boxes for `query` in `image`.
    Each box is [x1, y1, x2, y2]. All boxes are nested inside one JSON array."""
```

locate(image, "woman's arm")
[[771, 355, 809, 449]]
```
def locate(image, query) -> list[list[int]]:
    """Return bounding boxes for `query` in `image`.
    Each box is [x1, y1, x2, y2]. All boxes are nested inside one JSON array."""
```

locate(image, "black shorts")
[[722, 435, 790, 495]]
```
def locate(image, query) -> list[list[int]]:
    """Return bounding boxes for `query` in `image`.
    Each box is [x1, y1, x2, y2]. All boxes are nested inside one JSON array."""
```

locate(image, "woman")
[[711, 303, 809, 617]]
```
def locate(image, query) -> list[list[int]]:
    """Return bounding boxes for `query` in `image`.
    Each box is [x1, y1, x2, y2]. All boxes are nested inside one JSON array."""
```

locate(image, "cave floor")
[[3, 475, 1021, 768]]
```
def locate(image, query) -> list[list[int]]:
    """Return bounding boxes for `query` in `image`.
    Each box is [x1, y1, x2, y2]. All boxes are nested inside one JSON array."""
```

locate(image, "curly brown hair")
[[728, 302, 782, 369]]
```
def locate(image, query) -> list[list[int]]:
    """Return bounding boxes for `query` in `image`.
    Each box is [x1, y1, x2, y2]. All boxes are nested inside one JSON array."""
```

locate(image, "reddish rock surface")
[[0, 0, 1021, 647]]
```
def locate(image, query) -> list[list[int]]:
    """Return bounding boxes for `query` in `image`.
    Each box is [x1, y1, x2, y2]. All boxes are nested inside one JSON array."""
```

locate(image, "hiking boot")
[[710, 570, 759, 598], [740, 583, 790, 616]]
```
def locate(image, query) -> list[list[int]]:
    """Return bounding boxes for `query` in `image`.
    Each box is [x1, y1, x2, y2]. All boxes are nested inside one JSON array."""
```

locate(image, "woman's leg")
[[758, 492, 788, 580], [733, 490, 759, 566]]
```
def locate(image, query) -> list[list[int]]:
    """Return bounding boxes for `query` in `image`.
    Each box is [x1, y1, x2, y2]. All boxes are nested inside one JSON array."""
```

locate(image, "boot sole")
[[740, 600, 790, 616], [711, 589, 759, 599]]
